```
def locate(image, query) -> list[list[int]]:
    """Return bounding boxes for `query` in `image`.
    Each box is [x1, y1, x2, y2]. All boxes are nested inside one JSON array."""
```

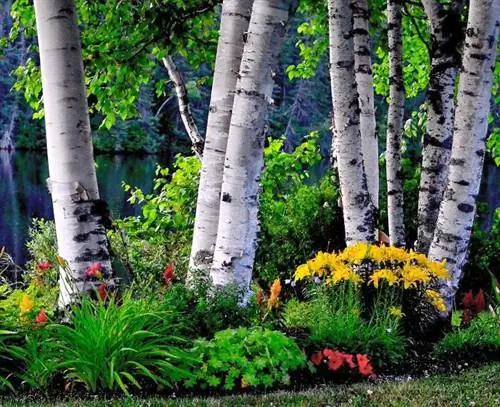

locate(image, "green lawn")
[[1, 363, 499, 407]]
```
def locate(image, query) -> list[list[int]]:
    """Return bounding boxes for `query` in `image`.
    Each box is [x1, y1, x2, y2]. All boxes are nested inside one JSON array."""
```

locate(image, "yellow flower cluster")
[[425, 289, 447, 313]]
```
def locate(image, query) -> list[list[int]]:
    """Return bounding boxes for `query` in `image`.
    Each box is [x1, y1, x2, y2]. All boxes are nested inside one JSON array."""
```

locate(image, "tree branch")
[[162, 56, 204, 158], [404, 1, 431, 55]]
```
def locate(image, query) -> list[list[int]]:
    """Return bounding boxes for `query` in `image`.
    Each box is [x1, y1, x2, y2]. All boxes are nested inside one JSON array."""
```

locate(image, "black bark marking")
[[457, 203, 474, 213], [222, 192, 232, 203]]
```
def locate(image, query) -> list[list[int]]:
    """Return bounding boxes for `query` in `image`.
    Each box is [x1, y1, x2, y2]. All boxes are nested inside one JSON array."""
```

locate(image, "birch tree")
[[352, 0, 378, 209], [386, 0, 405, 247], [415, 0, 464, 254], [189, 0, 254, 278], [210, 0, 291, 291], [328, 0, 376, 245], [34, 0, 112, 307], [428, 0, 499, 315]]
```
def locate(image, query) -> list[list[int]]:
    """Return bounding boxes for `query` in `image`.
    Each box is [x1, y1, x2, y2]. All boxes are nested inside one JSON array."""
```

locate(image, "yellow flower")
[[425, 289, 447, 312], [339, 242, 370, 263], [388, 306, 404, 319], [427, 261, 449, 280], [348, 271, 363, 285], [401, 264, 430, 289], [369, 246, 388, 263], [330, 263, 351, 284], [294, 263, 311, 281], [383, 246, 408, 263], [19, 294, 34, 314], [267, 279, 281, 310], [369, 269, 398, 288]]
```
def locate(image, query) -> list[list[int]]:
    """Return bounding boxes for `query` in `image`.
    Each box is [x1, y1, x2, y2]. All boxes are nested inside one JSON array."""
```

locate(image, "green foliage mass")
[[435, 312, 500, 355], [185, 327, 306, 391]]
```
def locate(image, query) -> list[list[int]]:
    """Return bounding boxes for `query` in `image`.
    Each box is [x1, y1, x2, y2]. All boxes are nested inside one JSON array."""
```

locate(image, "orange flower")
[[356, 354, 374, 376], [19, 294, 34, 314], [256, 289, 264, 307], [267, 279, 281, 310], [35, 310, 48, 325]]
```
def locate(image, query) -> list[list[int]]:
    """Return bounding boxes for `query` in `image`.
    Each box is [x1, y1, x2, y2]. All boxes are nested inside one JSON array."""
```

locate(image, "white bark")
[[328, 0, 376, 245], [162, 56, 204, 157], [188, 0, 254, 279], [34, 0, 112, 308], [386, 0, 405, 247], [428, 0, 499, 315], [210, 0, 290, 291], [352, 0, 378, 209], [416, 0, 464, 254]]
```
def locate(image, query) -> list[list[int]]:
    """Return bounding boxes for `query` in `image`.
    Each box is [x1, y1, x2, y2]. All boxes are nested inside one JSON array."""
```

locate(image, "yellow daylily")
[[369, 269, 398, 288], [425, 289, 447, 312], [19, 294, 34, 314], [388, 306, 404, 319], [401, 264, 430, 289], [294, 263, 311, 281]]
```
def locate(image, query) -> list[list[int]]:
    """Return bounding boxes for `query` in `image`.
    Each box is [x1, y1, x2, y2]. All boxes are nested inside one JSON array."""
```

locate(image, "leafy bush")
[[0, 328, 19, 392], [435, 312, 500, 355], [161, 279, 260, 340], [48, 294, 194, 394], [185, 327, 306, 390], [282, 288, 405, 368]]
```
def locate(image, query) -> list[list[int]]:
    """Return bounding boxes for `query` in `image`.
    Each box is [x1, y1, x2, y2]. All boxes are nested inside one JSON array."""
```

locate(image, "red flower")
[[462, 290, 474, 308], [357, 354, 374, 376], [326, 350, 344, 371], [36, 260, 52, 273], [340, 352, 356, 369], [256, 290, 264, 307], [97, 283, 108, 301], [35, 310, 48, 325], [162, 262, 175, 285], [311, 350, 324, 366], [475, 289, 486, 313], [85, 263, 103, 280]]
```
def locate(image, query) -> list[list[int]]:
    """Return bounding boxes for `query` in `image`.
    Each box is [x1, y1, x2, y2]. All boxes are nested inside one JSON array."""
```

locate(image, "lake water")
[[0, 151, 168, 265]]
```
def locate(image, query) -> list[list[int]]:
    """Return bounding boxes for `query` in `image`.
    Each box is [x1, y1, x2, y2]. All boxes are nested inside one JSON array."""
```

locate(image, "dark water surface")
[[0, 151, 166, 265]]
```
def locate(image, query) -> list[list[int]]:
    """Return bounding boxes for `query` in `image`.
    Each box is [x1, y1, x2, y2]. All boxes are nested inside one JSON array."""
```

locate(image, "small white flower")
[[313, 276, 321, 284], [284, 279, 291, 285], [386, 328, 392, 333], [367, 389, 374, 396]]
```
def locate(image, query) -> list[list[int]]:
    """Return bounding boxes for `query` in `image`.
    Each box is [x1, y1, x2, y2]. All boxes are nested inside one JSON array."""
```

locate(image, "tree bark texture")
[[162, 56, 204, 157], [428, 0, 499, 314], [352, 0, 378, 209], [386, 0, 406, 247], [188, 0, 254, 279], [34, 0, 112, 308], [328, 0, 376, 245], [210, 0, 290, 291], [416, 0, 464, 254]]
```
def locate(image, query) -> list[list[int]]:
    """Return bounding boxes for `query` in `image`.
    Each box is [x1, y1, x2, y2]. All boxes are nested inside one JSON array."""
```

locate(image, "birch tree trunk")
[[328, 0, 376, 245], [210, 0, 290, 291], [34, 0, 112, 308], [352, 0, 378, 209], [415, 0, 464, 254], [162, 56, 204, 157], [385, 0, 405, 247], [428, 0, 499, 315], [188, 0, 253, 279]]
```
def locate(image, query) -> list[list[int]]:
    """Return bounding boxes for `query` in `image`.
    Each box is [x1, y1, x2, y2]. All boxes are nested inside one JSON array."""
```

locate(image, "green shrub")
[[435, 312, 500, 355], [282, 287, 405, 368], [161, 280, 260, 340], [0, 328, 19, 392], [48, 293, 194, 394], [185, 327, 306, 390]]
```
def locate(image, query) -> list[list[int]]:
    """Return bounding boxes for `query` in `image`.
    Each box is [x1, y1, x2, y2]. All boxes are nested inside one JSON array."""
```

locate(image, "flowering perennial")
[[311, 348, 375, 378]]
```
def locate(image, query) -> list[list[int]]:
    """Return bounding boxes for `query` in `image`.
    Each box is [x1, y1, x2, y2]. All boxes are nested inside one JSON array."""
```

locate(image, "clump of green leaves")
[[282, 286, 405, 368], [435, 312, 500, 356], [185, 327, 306, 391]]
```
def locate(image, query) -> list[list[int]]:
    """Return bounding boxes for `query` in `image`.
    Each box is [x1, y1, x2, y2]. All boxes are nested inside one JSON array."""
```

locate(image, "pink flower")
[[340, 352, 356, 369], [324, 350, 344, 371], [85, 263, 103, 280]]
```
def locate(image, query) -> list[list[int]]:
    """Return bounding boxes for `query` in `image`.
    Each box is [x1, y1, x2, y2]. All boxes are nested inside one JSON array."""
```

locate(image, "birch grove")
[[328, 0, 376, 245], [34, 0, 112, 307], [428, 0, 499, 315], [210, 0, 291, 291]]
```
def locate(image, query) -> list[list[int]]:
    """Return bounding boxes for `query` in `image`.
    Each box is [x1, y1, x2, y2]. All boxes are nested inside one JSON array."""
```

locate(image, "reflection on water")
[[0, 151, 165, 265]]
